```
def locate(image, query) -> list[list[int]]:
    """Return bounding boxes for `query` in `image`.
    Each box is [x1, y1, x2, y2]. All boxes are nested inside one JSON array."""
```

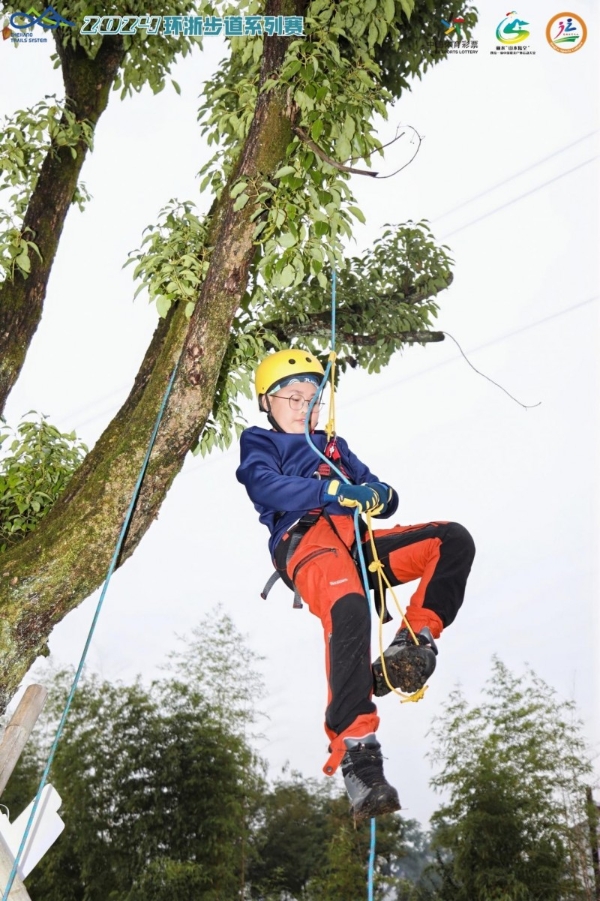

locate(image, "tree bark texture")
[[0, 0, 305, 715], [0, 35, 125, 415]]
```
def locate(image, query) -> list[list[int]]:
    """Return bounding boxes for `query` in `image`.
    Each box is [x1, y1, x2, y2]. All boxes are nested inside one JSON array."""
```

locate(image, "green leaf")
[[233, 193, 250, 211], [348, 206, 366, 224], [336, 135, 351, 161], [15, 249, 30, 273], [156, 296, 171, 318], [279, 264, 295, 287], [279, 232, 297, 248], [281, 59, 301, 79], [311, 120, 324, 142], [230, 181, 248, 198], [273, 166, 295, 178], [382, 0, 395, 22]]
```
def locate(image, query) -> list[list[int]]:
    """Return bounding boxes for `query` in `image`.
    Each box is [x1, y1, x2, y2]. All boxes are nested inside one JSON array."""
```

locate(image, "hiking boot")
[[341, 733, 401, 821], [372, 626, 438, 697]]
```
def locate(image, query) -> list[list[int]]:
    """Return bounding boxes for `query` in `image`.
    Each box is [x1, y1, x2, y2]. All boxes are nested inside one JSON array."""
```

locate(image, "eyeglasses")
[[270, 393, 324, 412]]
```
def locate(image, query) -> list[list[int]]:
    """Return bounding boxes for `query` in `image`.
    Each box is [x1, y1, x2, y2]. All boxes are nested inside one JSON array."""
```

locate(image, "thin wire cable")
[[433, 130, 597, 221], [1, 357, 182, 901], [440, 157, 596, 239]]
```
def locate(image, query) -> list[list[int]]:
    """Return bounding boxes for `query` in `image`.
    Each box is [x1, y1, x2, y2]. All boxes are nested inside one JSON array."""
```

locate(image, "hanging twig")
[[344, 123, 408, 164], [293, 123, 423, 179], [293, 126, 378, 176], [375, 125, 422, 179]]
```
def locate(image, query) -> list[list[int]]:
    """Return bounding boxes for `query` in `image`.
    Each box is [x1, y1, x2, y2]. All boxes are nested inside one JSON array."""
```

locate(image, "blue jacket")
[[236, 426, 399, 556]]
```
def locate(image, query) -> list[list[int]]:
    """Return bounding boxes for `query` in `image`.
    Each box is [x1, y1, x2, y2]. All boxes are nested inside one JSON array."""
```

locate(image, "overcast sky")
[[1, 2, 599, 827]]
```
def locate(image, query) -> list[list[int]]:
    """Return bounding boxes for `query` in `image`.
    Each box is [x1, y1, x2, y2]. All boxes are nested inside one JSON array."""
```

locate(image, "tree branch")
[[0, 35, 125, 415], [293, 126, 378, 177], [272, 322, 445, 346]]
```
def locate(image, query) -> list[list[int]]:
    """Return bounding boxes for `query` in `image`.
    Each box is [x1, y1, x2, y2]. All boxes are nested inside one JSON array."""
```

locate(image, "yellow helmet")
[[255, 349, 325, 398]]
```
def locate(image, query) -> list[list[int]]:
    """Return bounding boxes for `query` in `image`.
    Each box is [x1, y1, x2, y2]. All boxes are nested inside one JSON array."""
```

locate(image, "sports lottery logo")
[[441, 16, 465, 41]]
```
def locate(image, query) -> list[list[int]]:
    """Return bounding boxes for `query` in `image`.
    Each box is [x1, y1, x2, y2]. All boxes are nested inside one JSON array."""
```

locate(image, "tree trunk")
[[0, 0, 305, 715], [0, 35, 125, 415]]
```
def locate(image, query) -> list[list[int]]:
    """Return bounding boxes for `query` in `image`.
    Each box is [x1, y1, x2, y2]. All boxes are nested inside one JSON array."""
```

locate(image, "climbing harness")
[[260, 436, 352, 608], [1, 354, 183, 901]]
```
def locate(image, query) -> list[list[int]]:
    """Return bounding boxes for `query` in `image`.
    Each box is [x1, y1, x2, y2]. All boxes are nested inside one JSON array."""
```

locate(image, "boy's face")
[[267, 380, 322, 434]]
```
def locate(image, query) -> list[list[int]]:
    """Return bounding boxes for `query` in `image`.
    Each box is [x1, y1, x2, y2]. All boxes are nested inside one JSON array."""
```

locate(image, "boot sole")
[[373, 647, 436, 697], [352, 785, 401, 821]]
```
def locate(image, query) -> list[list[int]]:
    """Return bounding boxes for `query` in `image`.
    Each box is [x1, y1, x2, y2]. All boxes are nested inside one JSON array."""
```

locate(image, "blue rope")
[[1, 358, 181, 900], [302, 269, 376, 901], [368, 816, 376, 901]]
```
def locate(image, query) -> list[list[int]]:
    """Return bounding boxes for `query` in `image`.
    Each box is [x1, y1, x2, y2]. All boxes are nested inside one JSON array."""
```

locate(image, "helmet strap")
[[262, 395, 285, 433]]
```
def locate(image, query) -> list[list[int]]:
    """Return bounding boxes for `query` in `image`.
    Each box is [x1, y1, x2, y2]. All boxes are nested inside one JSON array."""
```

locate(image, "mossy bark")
[[0, 0, 305, 714], [0, 35, 125, 415]]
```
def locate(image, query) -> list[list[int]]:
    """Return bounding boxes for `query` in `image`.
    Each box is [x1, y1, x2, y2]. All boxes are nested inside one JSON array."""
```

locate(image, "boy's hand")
[[367, 482, 394, 516], [324, 479, 383, 514]]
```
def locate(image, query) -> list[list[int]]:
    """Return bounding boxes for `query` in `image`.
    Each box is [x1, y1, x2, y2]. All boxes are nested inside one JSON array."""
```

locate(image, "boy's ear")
[[259, 394, 268, 412]]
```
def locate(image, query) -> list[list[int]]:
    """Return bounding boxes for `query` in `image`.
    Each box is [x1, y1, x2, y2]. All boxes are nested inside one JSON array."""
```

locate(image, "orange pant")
[[276, 514, 475, 774]]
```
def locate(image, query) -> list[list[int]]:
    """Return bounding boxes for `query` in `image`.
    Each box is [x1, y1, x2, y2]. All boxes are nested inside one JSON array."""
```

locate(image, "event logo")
[[9, 5, 74, 30], [496, 10, 530, 43], [6, 5, 74, 42], [441, 15, 465, 40], [546, 12, 587, 52]]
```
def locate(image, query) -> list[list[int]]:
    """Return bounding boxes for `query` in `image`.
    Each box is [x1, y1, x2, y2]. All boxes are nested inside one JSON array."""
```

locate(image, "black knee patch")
[[326, 593, 375, 736]]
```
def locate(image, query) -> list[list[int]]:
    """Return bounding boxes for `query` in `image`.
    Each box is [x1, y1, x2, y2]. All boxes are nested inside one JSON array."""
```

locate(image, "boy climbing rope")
[[236, 348, 475, 820]]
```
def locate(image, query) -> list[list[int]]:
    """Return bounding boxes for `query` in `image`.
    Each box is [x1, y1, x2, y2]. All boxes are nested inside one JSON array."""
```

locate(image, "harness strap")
[[260, 570, 281, 600], [261, 569, 304, 608], [261, 511, 322, 608], [261, 438, 390, 620]]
